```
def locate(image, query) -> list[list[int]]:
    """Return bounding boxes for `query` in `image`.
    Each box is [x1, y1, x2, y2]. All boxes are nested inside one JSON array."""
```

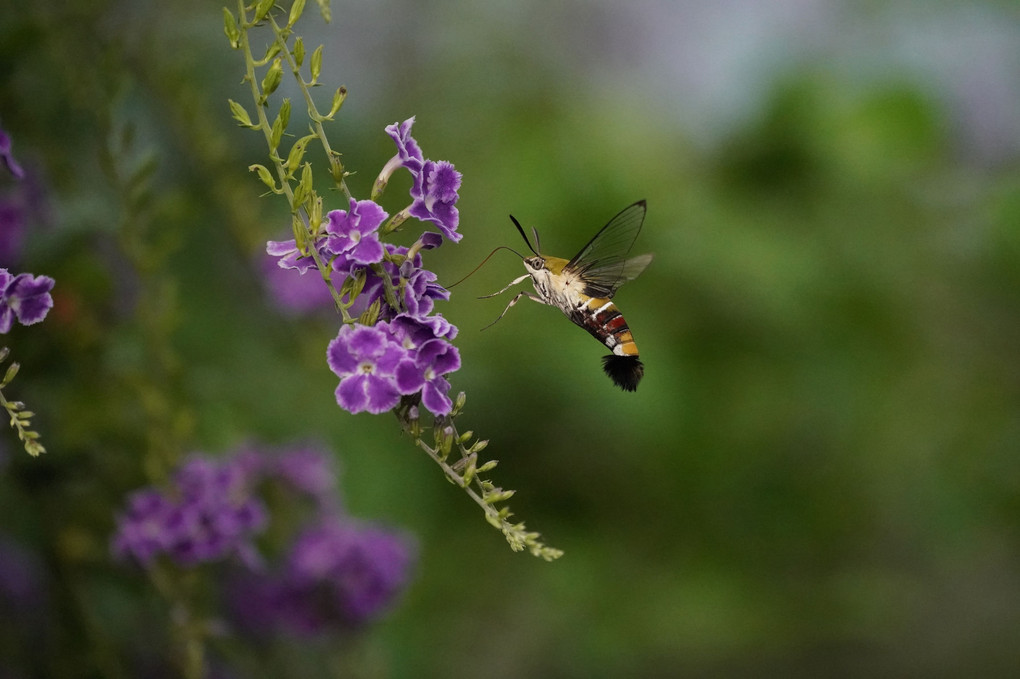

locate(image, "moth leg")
[[481, 290, 543, 331], [478, 274, 530, 299]]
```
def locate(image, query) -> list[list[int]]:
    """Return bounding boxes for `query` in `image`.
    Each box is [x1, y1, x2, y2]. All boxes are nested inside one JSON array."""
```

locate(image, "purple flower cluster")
[[112, 443, 415, 630], [265, 119, 463, 417], [232, 441, 340, 510], [327, 313, 460, 416], [112, 456, 268, 567], [0, 268, 54, 333], [226, 519, 413, 635], [0, 127, 54, 330]]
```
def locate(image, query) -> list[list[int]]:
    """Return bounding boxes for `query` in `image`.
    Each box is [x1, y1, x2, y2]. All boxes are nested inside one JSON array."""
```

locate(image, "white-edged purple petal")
[[384, 117, 424, 171], [364, 375, 401, 414], [421, 377, 453, 416], [349, 235, 385, 265], [394, 359, 424, 395], [336, 374, 371, 413]]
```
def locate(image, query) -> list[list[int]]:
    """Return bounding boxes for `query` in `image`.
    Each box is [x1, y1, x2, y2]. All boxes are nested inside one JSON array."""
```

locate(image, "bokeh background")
[[2, 0, 1020, 676]]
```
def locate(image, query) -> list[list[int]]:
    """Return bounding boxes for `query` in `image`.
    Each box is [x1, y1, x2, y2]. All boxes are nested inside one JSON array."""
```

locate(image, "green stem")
[[236, 0, 351, 321], [0, 385, 45, 457], [268, 14, 353, 201]]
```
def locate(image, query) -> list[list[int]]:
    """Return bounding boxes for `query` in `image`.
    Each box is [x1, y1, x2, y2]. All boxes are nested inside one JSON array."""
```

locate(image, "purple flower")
[[264, 443, 339, 507], [408, 159, 462, 242], [261, 246, 338, 315], [0, 126, 24, 180], [394, 337, 461, 416], [111, 489, 176, 564], [224, 519, 414, 636], [266, 238, 320, 273], [327, 323, 410, 415], [0, 269, 54, 333], [327, 314, 461, 416], [387, 313, 460, 415], [0, 200, 25, 264], [111, 455, 267, 568], [381, 118, 463, 243], [400, 263, 449, 318], [343, 243, 450, 322], [383, 117, 424, 174], [323, 198, 387, 266], [286, 519, 414, 627]]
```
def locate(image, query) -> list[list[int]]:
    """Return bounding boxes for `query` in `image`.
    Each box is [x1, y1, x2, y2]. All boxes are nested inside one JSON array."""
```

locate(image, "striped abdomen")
[[568, 297, 644, 391]]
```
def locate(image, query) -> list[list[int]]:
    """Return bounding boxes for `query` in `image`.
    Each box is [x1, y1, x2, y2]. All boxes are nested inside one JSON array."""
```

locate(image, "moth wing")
[[565, 200, 649, 298]]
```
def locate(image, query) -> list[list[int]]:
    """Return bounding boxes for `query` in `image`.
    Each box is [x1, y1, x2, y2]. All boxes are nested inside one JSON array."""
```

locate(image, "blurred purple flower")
[[0, 536, 47, 615], [0, 200, 24, 265], [112, 455, 267, 568], [0, 126, 24, 180], [225, 519, 413, 636], [288, 519, 413, 625], [263, 442, 339, 508], [261, 247, 338, 315], [323, 198, 387, 266], [0, 268, 54, 333], [326, 323, 409, 415]]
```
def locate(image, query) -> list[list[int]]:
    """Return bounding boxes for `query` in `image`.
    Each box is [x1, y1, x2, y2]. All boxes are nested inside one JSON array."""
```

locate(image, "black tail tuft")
[[601, 355, 644, 392]]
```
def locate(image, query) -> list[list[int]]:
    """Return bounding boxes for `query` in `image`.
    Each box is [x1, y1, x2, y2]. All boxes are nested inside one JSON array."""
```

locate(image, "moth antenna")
[[509, 214, 540, 256], [531, 226, 541, 255], [445, 246, 525, 289]]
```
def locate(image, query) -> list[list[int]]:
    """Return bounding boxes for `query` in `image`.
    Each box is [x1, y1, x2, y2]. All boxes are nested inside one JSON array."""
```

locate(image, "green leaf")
[[228, 99, 256, 128], [324, 86, 347, 119], [476, 458, 498, 472], [287, 0, 307, 27], [249, 164, 278, 192], [261, 41, 282, 64], [306, 187, 323, 227], [358, 299, 382, 326], [310, 45, 323, 84], [275, 98, 291, 132], [254, 0, 274, 22], [285, 133, 318, 176], [292, 181, 307, 209], [222, 8, 240, 48], [261, 58, 283, 96], [2, 362, 19, 387]]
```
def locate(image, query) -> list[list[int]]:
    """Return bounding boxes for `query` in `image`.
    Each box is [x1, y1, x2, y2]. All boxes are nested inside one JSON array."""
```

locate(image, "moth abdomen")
[[601, 355, 644, 392]]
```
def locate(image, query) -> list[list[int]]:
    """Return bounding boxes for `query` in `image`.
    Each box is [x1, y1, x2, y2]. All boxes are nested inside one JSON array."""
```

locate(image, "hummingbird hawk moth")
[[481, 200, 653, 391]]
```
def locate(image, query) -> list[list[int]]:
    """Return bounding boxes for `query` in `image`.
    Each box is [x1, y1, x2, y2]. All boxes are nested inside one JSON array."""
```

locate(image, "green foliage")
[[228, 0, 562, 560], [0, 349, 44, 457], [1, 0, 1019, 676]]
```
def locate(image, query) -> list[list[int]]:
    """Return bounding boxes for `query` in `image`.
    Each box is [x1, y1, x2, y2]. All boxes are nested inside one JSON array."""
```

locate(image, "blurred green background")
[[2, 0, 1020, 676]]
